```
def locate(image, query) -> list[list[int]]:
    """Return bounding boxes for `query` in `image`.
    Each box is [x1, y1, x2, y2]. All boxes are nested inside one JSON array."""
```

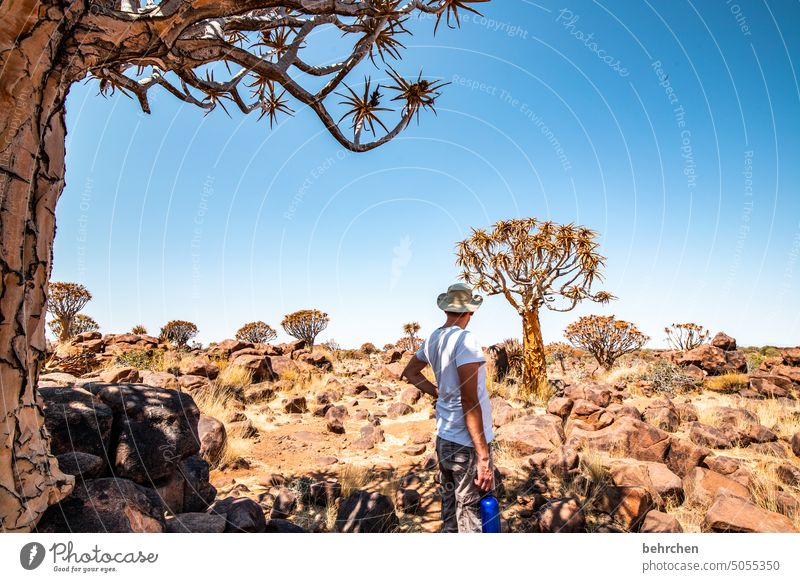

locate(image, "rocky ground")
[[33, 331, 800, 533]]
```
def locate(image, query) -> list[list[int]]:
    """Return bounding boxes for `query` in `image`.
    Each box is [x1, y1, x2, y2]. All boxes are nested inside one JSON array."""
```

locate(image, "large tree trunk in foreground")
[[521, 308, 548, 401], [0, 2, 79, 532]]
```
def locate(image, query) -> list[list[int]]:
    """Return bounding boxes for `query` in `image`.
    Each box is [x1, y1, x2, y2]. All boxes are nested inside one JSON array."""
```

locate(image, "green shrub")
[[746, 352, 764, 373], [115, 349, 165, 371]]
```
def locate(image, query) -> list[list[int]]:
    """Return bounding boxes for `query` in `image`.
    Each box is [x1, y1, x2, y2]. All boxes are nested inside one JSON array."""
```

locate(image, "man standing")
[[401, 282, 495, 533]]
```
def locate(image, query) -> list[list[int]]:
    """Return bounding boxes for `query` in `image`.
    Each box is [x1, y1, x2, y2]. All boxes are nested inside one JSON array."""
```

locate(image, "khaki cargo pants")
[[436, 436, 493, 533]]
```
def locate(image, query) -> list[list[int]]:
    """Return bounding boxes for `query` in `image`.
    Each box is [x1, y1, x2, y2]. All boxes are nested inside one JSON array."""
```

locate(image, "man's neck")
[[443, 315, 469, 330]]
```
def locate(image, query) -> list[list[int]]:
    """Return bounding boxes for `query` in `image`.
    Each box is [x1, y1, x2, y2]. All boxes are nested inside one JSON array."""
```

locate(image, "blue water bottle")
[[480, 495, 501, 533]]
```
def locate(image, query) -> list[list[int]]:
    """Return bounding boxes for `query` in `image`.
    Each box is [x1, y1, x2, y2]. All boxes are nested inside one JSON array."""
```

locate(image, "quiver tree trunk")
[[521, 309, 548, 400], [0, 2, 80, 532]]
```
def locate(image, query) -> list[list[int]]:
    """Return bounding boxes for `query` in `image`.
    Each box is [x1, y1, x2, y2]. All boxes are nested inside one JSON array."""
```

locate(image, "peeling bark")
[[522, 309, 548, 401], [0, 0, 84, 532]]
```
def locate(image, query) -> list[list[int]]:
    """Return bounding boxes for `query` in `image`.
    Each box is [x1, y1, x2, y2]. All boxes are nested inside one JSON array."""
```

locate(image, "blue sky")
[[54, 0, 800, 348]]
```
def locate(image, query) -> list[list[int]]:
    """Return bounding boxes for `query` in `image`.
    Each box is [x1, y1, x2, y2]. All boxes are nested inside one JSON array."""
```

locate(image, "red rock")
[[492, 397, 525, 427], [642, 398, 679, 432], [782, 348, 800, 367], [683, 467, 750, 506], [597, 486, 653, 530], [546, 397, 573, 418], [666, 437, 709, 478], [703, 494, 797, 532], [689, 422, 734, 449], [640, 510, 683, 533], [749, 374, 793, 398], [495, 414, 565, 456], [609, 460, 682, 502], [677, 345, 729, 375], [566, 416, 670, 462], [538, 497, 585, 533], [792, 432, 800, 458], [703, 455, 741, 475], [400, 386, 422, 405], [231, 354, 276, 382], [710, 332, 736, 351], [98, 366, 140, 383], [179, 356, 219, 379], [283, 396, 307, 414], [387, 402, 414, 418], [773, 365, 800, 384], [564, 383, 612, 407]]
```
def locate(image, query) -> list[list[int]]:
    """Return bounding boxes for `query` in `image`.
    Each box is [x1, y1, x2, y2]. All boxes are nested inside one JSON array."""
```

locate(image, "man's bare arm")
[[458, 362, 494, 492], [401, 355, 438, 399]]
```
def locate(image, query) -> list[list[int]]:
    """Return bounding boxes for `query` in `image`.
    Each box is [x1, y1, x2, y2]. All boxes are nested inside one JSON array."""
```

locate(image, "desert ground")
[[34, 331, 800, 533]]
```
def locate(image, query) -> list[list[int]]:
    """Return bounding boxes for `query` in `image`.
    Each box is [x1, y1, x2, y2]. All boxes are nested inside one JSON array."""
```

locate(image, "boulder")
[[37, 478, 166, 533], [597, 486, 654, 530], [179, 356, 219, 379], [208, 497, 267, 533], [537, 497, 585, 533], [677, 345, 730, 375], [379, 362, 405, 381], [689, 423, 734, 450], [135, 370, 178, 390], [244, 382, 274, 404], [546, 446, 579, 477], [178, 374, 213, 392], [384, 348, 405, 364], [387, 402, 414, 418], [703, 494, 797, 532], [566, 416, 670, 462], [749, 373, 793, 398], [495, 414, 565, 456], [641, 510, 683, 533], [724, 351, 747, 373], [399, 387, 422, 406], [563, 383, 612, 408], [775, 463, 800, 487], [298, 351, 334, 372], [167, 512, 227, 533], [665, 437, 709, 478], [38, 372, 79, 387], [231, 354, 276, 382], [197, 415, 227, 466], [264, 519, 307, 533], [683, 467, 750, 506], [98, 366, 140, 384], [703, 455, 742, 475], [609, 459, 683, 503], [642, 398, 680, 432], [270, 488, 297, 519], [55, 452, 105, 480], [395, 488, 422, 514], [682, 364, 706, 382], [335, 490, 399, 533], [782, 348, 800, 367], [325, 405, 348, 434], [179, 455, 216, 513], [39, 386, 113, 458], [307, 481, 342, 506], [283, 396, 307, 414], [90, 383, 200, 483], [792, 432, 800, 458], [208, 339, 252, 358], [710, 332, 737, 351], [546, 397, 573, 418], [270, 355, 300, 377], [773, 365, 800, 384]]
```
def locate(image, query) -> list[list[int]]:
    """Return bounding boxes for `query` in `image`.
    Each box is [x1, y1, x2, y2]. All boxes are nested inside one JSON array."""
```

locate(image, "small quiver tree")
[[565, 315, 649, 371], [546, 342, 574, 373], [281, 310, 329, 349], [160, 320, 199, 349], [236, 321, 278, 344], [46, 282, 92, 342], [664, 323, 709, 351]]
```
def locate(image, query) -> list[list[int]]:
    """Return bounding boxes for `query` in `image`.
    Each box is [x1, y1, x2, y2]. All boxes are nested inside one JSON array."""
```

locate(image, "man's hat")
[[437, 282, 484, 313]]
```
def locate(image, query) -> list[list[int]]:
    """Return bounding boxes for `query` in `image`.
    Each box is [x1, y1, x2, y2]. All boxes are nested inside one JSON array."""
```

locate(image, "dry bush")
[[338, 465, 371, 498], [131, 324, 147, 334]]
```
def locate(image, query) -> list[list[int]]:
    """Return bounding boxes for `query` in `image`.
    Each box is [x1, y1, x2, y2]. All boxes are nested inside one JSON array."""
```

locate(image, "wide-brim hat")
[[437, 282, 484, 313]]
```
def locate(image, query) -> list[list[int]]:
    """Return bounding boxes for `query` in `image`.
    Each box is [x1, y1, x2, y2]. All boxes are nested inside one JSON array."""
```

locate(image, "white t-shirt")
[[415, 326, 494, 447]]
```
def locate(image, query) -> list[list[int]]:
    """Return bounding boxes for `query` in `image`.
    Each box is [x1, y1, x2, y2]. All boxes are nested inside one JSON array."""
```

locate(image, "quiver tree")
[[402, 321, 421, 350], [160, 320, 199, 348], [457, 218, 613, 399], [665, 323, 709, 351], [0, 0, 488, 530], [46, 282, 92, 342], [236, 321, 277, 344], [546, 342, 574, 373], [48, 314, 100, 340], [361, 342, 378, 354], [565, 315, 649, 371], [281, 310, 329, 349]]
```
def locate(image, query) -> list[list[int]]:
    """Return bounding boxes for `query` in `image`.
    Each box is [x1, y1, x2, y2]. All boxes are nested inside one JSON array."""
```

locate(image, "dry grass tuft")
[[704, 373, 749, 393], [215, 364, 254, 392], [338, 464, 371, 498]]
